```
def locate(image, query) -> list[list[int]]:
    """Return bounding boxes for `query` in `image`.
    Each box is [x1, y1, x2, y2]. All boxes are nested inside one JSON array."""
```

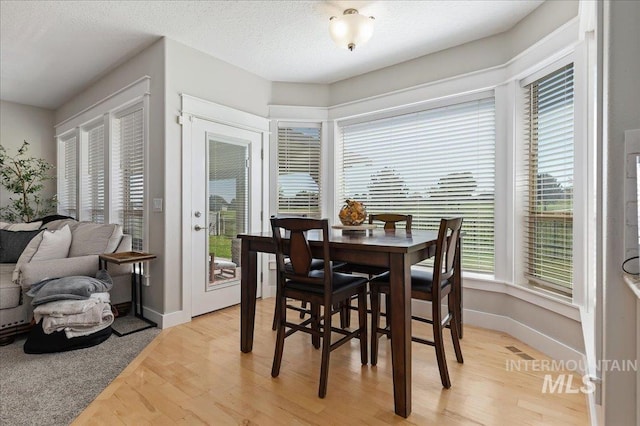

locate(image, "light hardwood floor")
[[73, 299, 589, 425]]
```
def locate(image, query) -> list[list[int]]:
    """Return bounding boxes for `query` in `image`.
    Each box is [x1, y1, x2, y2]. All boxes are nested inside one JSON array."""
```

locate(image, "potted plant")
[[0, 140, 56, 222]]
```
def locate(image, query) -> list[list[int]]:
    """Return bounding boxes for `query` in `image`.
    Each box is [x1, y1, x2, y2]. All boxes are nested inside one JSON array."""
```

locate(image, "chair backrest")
[[369, 213, 413, 231], [432, 217, 463, 297], [270, 217, 331, 290]]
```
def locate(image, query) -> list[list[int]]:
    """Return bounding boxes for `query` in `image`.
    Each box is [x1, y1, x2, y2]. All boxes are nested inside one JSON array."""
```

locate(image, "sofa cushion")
[[31, 224, 72, 261], [0, 229, 42, 263], [68, 222, 123, 257], [0, 264, 21, 309]]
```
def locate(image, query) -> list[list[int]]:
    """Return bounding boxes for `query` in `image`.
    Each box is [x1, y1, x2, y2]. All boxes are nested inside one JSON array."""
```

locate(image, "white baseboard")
[[462, 308, 585, 365], [142, 307, 190, 329]]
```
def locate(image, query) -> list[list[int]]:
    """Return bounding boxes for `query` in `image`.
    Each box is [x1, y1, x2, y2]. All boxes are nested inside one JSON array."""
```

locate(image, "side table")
[[99, 251, 157, 336]]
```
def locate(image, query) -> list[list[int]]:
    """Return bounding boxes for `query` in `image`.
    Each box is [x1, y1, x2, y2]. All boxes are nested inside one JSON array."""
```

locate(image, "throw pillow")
[[0, 221, 43, 231], [42, 218, 77, 231], [68, 222, 123, 257], [31, 224, 72, 261], [0, 229, 42, 263], [11, 232, 45, 281]]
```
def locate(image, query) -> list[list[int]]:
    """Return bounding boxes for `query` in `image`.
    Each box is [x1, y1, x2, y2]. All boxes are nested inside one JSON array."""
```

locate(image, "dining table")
[[237, 227, 462, 418]]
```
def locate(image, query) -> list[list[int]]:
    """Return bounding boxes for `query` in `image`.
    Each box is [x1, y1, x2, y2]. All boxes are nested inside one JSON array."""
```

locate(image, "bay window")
[[337, 96, 496, 273]]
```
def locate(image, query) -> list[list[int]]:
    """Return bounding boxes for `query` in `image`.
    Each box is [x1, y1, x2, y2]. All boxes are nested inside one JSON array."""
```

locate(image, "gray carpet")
[[0, 319, 160, 426]]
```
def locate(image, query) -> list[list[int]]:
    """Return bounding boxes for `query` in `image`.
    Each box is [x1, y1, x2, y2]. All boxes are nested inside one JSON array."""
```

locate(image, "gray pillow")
[[0, 229, 43, 263], [26, 269, 113, 306]]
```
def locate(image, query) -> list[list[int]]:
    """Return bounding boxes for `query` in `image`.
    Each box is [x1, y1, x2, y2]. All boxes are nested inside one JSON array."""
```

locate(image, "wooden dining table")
[[237, 228, 462, 418]]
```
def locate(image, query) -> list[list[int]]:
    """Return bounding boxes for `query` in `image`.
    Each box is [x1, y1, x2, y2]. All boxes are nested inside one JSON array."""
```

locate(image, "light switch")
[[153, 198, 163, 212]]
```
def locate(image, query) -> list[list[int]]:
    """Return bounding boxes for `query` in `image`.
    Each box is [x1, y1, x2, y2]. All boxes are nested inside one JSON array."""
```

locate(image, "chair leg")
[[448, 295, 463, 364], [311, 303, 321, 349], [271, 296, 287, 378], [318, 303, 332, 398], [271, 295, 280, 331], [370, 289, 381, 366], [357, 291, 368, 365], [340, 299, 351, 328], [300, 301, 307, 319], [432, 303, 451, 388]]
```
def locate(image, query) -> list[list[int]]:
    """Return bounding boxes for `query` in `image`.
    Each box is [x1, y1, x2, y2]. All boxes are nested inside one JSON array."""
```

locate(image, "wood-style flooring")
[[73, 298, 589, 425]]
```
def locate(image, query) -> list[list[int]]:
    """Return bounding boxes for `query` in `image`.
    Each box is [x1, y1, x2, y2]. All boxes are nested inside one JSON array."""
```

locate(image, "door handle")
[[194, 225, 204, 231]]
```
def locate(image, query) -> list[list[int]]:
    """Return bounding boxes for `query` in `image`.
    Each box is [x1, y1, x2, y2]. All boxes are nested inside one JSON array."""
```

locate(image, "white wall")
[[327, 0, 578, 107], [0, 100, 56, 214], [270, 82, 330, 107], [164, 38, 272, 313], [55, 38, 166, 314], [603, 0, 640, 423]]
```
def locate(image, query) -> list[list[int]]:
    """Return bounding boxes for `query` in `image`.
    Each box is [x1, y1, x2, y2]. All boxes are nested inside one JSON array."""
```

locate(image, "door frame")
[[180, 94, 270, 321]]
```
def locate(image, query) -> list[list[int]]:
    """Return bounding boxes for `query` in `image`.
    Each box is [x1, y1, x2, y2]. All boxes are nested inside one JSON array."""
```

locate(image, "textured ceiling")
[[0, 0, 543, 109]]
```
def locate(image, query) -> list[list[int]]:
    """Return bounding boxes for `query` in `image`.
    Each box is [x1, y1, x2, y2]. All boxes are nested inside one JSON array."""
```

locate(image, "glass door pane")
[[206, 138, 247, 290]]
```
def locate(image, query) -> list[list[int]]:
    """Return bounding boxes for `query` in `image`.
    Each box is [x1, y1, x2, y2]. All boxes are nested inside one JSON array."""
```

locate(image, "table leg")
[[389, 253, 412, 418], [136, 262, 143, 318], [241, 241, 258, 353]]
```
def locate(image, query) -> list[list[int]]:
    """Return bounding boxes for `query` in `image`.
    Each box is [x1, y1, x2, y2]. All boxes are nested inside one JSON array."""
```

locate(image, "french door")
[[190, 118, 262, 316]]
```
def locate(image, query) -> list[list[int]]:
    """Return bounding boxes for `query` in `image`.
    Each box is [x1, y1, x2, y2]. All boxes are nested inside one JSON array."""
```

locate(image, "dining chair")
[[337, 213, 413, 327], [369, 217, 464, 388], [270, 217, 368, 398]]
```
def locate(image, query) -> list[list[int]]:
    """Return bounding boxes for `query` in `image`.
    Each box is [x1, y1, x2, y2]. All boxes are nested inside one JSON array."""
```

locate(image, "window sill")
[[460, 271, 581, 321]]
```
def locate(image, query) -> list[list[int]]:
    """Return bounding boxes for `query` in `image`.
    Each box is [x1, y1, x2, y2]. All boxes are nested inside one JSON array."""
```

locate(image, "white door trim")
[[180, 94, 270, 321]]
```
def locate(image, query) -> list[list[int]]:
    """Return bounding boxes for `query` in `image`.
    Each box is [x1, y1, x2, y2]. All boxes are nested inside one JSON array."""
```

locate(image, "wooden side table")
[[99, 251, 157, 336]]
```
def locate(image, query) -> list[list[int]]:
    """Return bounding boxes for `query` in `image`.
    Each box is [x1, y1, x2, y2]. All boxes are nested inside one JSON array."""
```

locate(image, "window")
[[57, 103, 146, 250], [277, 124, 321, 218], [58, 135, 77, 218], [338, 97, 495, 273], [113, 107, 145, 251], [82, 123, 105, 223], [523, 64, 574, 294]]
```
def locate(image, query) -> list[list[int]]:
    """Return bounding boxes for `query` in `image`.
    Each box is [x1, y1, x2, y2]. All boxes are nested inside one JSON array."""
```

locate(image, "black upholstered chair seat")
[[286, 271, 368, 294], [371, 268, 450, 295]]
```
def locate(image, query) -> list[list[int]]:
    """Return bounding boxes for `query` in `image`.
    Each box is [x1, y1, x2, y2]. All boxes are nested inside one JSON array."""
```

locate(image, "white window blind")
[[338, 98, 495, 273], [58, 135, 77, 218], [523, 64, 574, 294], [277, 125, 321, 218], [83, 124, 105, 223], [113, 107, 144, 250]]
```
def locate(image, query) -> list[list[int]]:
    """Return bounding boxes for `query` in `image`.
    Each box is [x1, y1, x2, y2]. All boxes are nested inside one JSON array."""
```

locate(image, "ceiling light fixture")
[[328, 8, 375, 51]]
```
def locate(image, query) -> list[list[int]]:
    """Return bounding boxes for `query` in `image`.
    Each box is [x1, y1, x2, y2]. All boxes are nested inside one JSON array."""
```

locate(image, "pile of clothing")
[[23, 270, 115, 353]]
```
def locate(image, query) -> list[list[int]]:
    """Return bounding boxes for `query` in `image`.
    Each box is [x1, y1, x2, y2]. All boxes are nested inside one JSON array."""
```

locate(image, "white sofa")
[[0, 219, 132, 344]]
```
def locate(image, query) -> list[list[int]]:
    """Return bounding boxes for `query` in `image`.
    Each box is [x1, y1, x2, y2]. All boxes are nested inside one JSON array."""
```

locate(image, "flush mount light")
[[328, 8, 375, 51]]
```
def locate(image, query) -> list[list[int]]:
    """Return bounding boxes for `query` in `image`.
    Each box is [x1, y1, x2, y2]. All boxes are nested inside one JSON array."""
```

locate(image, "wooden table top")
[[99, 251, 157, 264]]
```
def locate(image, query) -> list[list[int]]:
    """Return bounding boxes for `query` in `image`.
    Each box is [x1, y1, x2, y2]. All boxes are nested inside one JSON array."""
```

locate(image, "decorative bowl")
[[338, 199, 367, 226]]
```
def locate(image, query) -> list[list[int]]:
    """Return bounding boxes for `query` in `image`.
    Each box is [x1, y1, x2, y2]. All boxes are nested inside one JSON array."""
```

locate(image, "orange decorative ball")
[[339, 199, 366, 225]]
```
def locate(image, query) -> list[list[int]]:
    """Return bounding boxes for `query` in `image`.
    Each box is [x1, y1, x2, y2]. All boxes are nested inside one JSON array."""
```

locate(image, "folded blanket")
[[40, 302, 114, 338], [33, 292, 111, 323], [27, 270, 113, 306], [64, 305, 114, 339]]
